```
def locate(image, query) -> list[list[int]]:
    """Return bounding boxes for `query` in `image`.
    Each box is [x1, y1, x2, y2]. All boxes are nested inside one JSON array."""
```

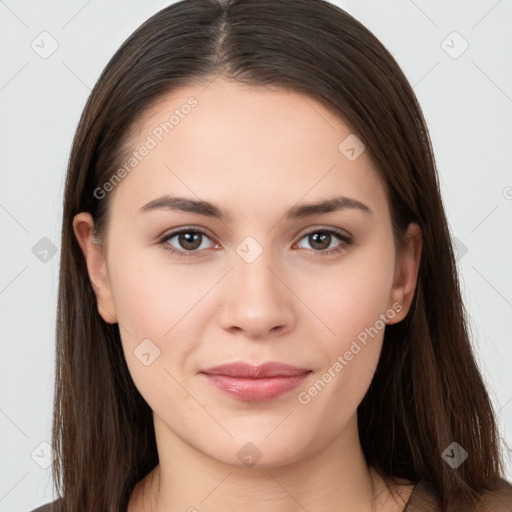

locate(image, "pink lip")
[[199, 362, 312, 401]]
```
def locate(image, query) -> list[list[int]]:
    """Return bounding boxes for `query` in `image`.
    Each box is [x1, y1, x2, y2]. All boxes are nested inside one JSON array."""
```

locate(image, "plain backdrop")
[[1, 1, 511, 510]]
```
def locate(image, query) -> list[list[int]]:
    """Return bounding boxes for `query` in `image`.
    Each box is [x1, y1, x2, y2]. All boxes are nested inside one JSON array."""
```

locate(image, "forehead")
[[111, 78, 389, 221]]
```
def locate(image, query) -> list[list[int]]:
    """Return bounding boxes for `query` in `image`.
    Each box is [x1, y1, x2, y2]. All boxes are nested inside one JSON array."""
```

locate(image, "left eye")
[[295, 230, 351, 253]]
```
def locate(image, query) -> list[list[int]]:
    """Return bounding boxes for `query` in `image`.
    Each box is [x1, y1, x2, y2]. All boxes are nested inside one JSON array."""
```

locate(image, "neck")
[[128, 413, 411, 512]]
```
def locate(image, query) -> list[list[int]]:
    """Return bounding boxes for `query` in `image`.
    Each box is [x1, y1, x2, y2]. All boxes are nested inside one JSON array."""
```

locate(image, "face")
[[75, 78, 421, 468]]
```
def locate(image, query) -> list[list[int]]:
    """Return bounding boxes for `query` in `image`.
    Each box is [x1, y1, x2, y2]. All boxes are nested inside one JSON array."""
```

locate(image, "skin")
[[73, 78, 422, 512]]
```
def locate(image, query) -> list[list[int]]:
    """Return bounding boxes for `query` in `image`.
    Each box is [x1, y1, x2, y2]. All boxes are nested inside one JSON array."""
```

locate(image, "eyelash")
[[158, 227, 353, 258]]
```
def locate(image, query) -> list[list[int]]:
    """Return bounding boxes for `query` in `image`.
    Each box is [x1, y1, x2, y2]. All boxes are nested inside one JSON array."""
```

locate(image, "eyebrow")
[[139, 194, 372, 221]]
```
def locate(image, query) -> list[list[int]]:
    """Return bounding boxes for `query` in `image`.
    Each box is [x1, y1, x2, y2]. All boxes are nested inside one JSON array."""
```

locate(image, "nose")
[[219, 245, 297, 339]]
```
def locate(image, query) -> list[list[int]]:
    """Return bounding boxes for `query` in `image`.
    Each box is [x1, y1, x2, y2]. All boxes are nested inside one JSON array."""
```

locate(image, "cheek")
[[296, 252, 395, 348], [107, 249, 217, 382], [108, 248, 208, 339], [293, 251, 394, 408], [109, 261, 202, 416], [297, 299, 386, 434]]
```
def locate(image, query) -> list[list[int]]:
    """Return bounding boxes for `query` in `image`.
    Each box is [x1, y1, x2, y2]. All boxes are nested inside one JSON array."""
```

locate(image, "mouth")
[[199, 361, 312, 402]]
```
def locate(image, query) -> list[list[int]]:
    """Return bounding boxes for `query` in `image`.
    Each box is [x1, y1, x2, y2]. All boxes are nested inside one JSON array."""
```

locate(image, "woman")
[[30, 0, 512, 510]]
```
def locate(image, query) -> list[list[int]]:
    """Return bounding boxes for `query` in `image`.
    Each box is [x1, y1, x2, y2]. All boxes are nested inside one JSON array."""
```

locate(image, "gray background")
[[1, 0, 511, 510]]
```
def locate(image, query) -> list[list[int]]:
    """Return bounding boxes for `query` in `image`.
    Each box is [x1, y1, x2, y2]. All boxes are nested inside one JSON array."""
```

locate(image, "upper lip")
[[200, 362, 312, 378]]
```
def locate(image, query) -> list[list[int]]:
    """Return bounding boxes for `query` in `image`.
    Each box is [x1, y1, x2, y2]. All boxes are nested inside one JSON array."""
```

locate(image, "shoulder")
[[28, 498, 62, 512], [404, 480, 442, 511], [474, 478, 512, 511], [405, 478, 512, 512], [29, 504, 52, 512]]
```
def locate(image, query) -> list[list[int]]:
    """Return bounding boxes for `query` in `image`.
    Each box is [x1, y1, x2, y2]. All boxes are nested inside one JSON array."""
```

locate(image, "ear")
[[386, 222, 422, 324], [72, 212, 117, 324]]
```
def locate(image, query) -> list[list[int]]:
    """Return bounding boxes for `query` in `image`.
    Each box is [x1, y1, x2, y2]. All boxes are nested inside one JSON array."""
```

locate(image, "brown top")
[[30, 483, 434, 511], [28, 479, 512, 512], [403, 480, 442, 511], [404, 478, 512, 512]]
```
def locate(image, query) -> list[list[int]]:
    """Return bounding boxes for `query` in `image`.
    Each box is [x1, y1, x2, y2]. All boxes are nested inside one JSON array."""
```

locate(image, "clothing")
[[404, 479, 512, 511], [29, 502, 57, 512], [403, 480, 442, 511], [30, 482, 432, 511], [29, 499, 61, 512], [27, 479, 512, 512]]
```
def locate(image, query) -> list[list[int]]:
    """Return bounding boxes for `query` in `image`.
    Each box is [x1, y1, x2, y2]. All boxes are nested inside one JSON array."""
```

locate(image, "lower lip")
[[201, 373, 311, 401]]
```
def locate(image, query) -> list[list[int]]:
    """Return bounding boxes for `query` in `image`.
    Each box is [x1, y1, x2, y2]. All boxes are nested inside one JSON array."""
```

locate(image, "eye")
[[159, 228, 219, 257], [294, 228, 353, 256]]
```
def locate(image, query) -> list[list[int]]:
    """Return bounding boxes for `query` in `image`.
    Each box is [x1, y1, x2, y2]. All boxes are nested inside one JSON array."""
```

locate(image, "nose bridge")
[[219, 234, 295, 336], [232, 234, 283, 302]]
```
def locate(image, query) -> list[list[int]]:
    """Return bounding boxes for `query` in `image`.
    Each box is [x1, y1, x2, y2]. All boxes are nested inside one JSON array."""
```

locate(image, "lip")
[[199, 362, 312, 402]]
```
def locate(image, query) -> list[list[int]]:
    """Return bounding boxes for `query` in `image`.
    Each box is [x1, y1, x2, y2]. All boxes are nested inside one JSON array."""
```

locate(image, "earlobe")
[[72, 212, 118, 324], [387, 223, 422, 325]]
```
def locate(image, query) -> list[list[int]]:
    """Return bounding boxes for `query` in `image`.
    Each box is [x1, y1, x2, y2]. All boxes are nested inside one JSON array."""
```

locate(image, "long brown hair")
[[52, 0, 509, 510]]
